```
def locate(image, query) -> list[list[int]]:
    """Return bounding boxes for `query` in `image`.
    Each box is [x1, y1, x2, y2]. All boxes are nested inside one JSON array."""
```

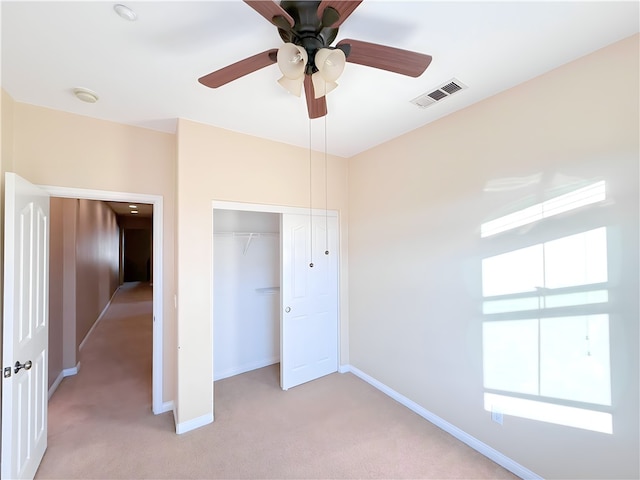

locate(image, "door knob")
[[285, 306, 291, 313], [14, 360, 32, 374]]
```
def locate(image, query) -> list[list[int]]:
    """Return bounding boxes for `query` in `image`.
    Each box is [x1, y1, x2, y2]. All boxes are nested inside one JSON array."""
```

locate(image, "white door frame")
[[40, 185, 164, 415], [211, 200, 341, 377]]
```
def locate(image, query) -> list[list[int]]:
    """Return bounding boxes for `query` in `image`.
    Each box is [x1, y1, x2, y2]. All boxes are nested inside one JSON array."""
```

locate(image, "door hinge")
[[3, 366, 11, 378]]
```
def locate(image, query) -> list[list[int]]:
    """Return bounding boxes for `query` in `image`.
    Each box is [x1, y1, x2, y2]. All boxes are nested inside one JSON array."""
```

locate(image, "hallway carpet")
[[38, 282, 517, 479]]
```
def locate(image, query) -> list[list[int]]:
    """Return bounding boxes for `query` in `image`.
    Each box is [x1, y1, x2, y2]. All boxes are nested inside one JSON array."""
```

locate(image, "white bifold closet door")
[[280, 213, 338, 390]]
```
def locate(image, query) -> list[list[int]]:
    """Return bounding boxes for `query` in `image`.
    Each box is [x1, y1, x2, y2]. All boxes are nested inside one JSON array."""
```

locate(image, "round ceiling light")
[[73, 88, 99, 103], [114, 4, 137, 21]]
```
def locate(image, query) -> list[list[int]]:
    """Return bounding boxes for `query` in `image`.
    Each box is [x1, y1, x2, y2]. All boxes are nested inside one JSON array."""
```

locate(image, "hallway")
[[38, 282, 174, 478]]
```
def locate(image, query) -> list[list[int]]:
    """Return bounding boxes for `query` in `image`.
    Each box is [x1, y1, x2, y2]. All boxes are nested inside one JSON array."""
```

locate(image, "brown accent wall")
[[75, 199, 119, 346], [48, 198, 119, 390], [48, 197, 64, 388]]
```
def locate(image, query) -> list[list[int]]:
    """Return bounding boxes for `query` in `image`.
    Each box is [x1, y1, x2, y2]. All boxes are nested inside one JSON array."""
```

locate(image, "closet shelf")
[[213, 232, 278, 237], [255, 287, 280, 295], [213, 232, 278, 255]]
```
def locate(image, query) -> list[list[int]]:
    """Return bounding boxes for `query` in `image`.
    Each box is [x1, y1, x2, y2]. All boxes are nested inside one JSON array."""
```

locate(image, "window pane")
[[540, 315, 611, 405], [482, 245, 543, 297], [483, 320, 539, 395]]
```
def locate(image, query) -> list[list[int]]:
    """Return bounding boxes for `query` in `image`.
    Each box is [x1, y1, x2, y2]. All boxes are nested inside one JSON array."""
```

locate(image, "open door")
[[280, 213, 338, 390], [1, 173, 50, 480]]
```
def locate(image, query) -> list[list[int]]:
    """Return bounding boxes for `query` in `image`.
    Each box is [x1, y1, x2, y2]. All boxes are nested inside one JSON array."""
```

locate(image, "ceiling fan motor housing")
[[278, 1, 339, 74]]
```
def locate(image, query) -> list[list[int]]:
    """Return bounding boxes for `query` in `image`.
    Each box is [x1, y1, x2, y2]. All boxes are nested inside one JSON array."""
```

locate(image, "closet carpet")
[[38, 282, 517, 479]]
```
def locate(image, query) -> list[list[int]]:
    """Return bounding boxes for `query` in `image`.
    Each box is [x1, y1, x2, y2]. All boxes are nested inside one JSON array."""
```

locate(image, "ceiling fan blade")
[[317, 0, 363, 27], [337, 39, 432, 77], [244, 0, 295, 29], [304, 75, 327, 119], [198, 49, 278, 88]]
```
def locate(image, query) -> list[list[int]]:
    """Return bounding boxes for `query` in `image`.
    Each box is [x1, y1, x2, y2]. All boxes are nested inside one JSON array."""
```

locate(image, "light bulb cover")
[[314, 48, 346, 82], [114, 4, 137, 21], [277, 43, 308, 79], [73, 87, 99, 103], [311, 72, 338, 99], [277, 76, 304, 97]]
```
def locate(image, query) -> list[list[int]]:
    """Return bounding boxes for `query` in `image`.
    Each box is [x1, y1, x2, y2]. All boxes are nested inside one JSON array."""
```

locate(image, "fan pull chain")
[[324, 114, 329, 256], [309, 118, 314, 268]]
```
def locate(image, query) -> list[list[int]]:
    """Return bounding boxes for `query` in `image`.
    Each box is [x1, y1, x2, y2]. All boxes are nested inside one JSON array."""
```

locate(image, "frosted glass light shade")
[[314, 48, 345, 82], [311, 48, 345, 98], [277, 43, 308, 79], [277, 76, 304, 97], [311, 72, 338, 99]]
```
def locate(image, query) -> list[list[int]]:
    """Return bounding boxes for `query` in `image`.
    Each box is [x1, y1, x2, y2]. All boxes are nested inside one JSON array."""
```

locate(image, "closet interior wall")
[[213, 210, 280, 381]]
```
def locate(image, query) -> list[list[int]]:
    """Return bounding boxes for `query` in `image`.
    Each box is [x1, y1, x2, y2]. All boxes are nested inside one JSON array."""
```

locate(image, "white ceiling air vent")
[[411, 78, 467, 109]]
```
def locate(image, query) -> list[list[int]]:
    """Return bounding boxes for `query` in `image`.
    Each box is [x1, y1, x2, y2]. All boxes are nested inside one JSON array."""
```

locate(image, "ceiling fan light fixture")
[[277, 76, 304, 97], [314, 48, 346, 83], [311, 72, 338, 99], [277, 43, 308, 79]]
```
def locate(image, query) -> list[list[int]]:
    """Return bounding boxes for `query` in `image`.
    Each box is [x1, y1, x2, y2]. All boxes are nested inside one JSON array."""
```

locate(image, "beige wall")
[[0, 89, 16, 424], [175, 119, 349, 425], [348, 34, 639, 479], [2, 31, 636, 478], [8, 104, 177, 404]]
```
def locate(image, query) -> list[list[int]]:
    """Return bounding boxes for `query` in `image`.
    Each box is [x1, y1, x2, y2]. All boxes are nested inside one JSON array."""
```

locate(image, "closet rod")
[[213, 232, 278, 237], [213, 232, 278, 255]]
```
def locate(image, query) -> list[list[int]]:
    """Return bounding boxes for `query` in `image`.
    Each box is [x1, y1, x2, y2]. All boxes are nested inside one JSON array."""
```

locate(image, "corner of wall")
[[0, 88, 17, 406]]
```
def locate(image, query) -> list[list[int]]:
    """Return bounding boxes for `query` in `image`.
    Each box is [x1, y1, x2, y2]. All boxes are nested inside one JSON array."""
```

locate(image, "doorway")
[[212, 201, 340, 392], [213, 209, 280, 381], [40, 185, 165, 414]]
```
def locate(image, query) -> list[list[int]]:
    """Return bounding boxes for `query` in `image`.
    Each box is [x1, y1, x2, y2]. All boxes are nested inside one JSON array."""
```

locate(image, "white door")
[[280, 213, 338, 390], [2, 173, 50, 480]]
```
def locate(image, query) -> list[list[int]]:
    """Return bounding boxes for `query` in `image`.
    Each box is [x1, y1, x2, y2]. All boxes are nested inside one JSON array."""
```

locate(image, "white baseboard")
[[63, 363, 80, 377], [79, 287, 119, 351], [341, 365, 542, 480], [48, 362, 81, 399], [176, 411, 214, 435], [214, 356, 279, 381], [48, 372, 64, 400], [158, 400, 174, 415]]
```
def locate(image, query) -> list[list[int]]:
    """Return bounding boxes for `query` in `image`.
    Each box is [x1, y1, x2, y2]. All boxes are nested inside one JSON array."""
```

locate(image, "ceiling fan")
[[198, 0, 433, 119]]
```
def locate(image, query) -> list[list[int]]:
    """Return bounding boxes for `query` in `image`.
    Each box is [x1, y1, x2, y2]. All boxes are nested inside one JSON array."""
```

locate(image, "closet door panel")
[[281, 213, 338, 390]]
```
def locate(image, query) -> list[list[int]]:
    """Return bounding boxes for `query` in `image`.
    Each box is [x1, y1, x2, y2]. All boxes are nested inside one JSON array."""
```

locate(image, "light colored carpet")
[[38, 282, 517, 479]]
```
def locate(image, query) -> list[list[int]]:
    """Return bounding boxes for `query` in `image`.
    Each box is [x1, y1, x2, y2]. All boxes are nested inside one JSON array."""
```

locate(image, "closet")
[[213, 209, 280, 380], [213, 203, 340, 389]]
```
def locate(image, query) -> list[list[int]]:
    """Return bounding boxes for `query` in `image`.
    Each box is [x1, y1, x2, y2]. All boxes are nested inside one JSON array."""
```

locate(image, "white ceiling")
[[2, 1, 638, 158]]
